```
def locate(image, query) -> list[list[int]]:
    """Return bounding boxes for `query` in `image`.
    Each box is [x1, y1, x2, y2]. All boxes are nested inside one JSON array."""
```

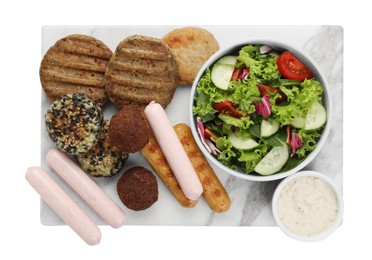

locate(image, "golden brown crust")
[[105, 35, 179, 109], [141, 134, 198, 208], [174, 123, 230, 213], [162, 27, 220, 85], [40, 34, 113, 106]]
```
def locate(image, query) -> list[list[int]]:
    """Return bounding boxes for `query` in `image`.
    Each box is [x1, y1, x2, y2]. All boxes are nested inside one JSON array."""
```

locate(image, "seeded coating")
[[45, 93, 103, 155], [76, 120, 129, 177]]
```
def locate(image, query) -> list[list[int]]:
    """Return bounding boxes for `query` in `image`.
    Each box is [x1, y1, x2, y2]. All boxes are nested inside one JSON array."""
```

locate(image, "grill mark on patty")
[[116, 47, 173, 61], [41, 64, 106, 87], [110, 57, 176, 77], [106, 69, 177, 90], [55, 35, 113, 59], [43, 50, 110, 72]]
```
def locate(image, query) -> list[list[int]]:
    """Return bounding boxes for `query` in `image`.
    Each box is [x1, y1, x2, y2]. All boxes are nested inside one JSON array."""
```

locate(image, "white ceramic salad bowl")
[[189, 39, 332, 181]]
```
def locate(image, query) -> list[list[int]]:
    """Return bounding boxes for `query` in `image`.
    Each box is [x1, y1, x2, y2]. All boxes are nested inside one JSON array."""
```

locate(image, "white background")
[[0, 0, 369, 259]]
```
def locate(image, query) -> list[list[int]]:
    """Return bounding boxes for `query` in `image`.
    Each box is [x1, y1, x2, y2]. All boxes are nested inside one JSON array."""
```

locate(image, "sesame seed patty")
[[45, 93, 103, 155], [76, 120, 129, 177]]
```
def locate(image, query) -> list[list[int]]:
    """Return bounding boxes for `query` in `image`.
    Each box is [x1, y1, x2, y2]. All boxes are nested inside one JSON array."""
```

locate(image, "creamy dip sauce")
[[277, 176, 339, 237]]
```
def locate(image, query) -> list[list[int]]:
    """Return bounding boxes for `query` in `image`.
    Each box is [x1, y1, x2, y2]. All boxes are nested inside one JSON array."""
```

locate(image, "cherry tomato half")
[[277, 51, 313, 81], [214, 100, 242, 118]]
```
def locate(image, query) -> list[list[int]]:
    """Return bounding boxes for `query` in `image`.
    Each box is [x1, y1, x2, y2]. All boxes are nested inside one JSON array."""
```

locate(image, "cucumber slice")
[[291, 116, 306, 129], [211, 56, 237, 90], [305, 101, 327, 130], [254, 145, 289, 175], [228, 134, 259, 150], [214, 55, 237, 66], [261, 120, 280, 137]]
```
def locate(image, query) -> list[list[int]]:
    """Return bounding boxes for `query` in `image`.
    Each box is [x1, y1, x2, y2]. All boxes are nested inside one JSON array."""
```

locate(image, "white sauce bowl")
[[272, 170, 343, 241]]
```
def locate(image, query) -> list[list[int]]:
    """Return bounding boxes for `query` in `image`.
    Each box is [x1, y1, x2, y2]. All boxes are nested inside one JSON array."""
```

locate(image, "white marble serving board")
[[40, 25, 343, 226]]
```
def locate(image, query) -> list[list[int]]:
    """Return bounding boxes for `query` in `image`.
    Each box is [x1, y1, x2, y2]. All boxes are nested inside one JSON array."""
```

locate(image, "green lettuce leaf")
[[215, 137, 237, 168], [230, 78, 260, 114], [193, 69, 229, 122], [281, 157, 305, 172], [214, 135, 269, 173], [249, 125, 287, 146], [296, 129, 321, 158], [272, 79, 324, 126], [237, 46, 262, 77], [238, 144, 269, 173], [218, 114, 255, 130], [193, 91, 216, 122], [237, 45, 281, 82], [263, 129, 287, 147]]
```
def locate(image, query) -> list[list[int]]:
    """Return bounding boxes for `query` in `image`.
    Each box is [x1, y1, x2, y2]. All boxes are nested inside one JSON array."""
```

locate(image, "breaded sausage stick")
[[174, 124, 231, 213], [141, 134, 198, 208]]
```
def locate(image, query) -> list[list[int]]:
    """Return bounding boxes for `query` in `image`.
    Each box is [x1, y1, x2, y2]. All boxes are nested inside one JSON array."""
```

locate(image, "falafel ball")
[[45, 93, 103, 155], [117, 166, 158, 211], [108, 105, 150, 153]]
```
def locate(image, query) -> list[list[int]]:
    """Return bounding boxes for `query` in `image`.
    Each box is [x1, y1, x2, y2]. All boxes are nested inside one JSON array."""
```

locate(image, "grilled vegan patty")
[[105, 35, 179, 109], [76, 120, 129, 177], [40, 34, 112, 106], [45, 93, 103, 155]]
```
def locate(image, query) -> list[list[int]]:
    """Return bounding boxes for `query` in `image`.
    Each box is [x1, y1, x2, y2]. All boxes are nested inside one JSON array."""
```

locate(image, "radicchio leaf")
[[291, 132, 304, 155], [254, 94, 272, 117], [239, 67, 250, 80]]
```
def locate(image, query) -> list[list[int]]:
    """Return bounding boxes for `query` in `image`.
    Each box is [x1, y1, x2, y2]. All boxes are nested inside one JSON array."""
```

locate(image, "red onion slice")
[[206, 139, 221, 156], [196, 117, 212, 153], [260, 45, 273, 54]]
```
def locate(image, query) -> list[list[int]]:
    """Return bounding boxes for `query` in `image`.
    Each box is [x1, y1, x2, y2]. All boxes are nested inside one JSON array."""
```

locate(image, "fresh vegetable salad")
[[193, 44, 327, 176]]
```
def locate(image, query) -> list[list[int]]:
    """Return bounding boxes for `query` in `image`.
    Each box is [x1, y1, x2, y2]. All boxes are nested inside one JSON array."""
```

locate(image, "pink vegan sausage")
[[144, 102, 203, 200], [46, 148, 126, 228], [25, 166, 101, 246]]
